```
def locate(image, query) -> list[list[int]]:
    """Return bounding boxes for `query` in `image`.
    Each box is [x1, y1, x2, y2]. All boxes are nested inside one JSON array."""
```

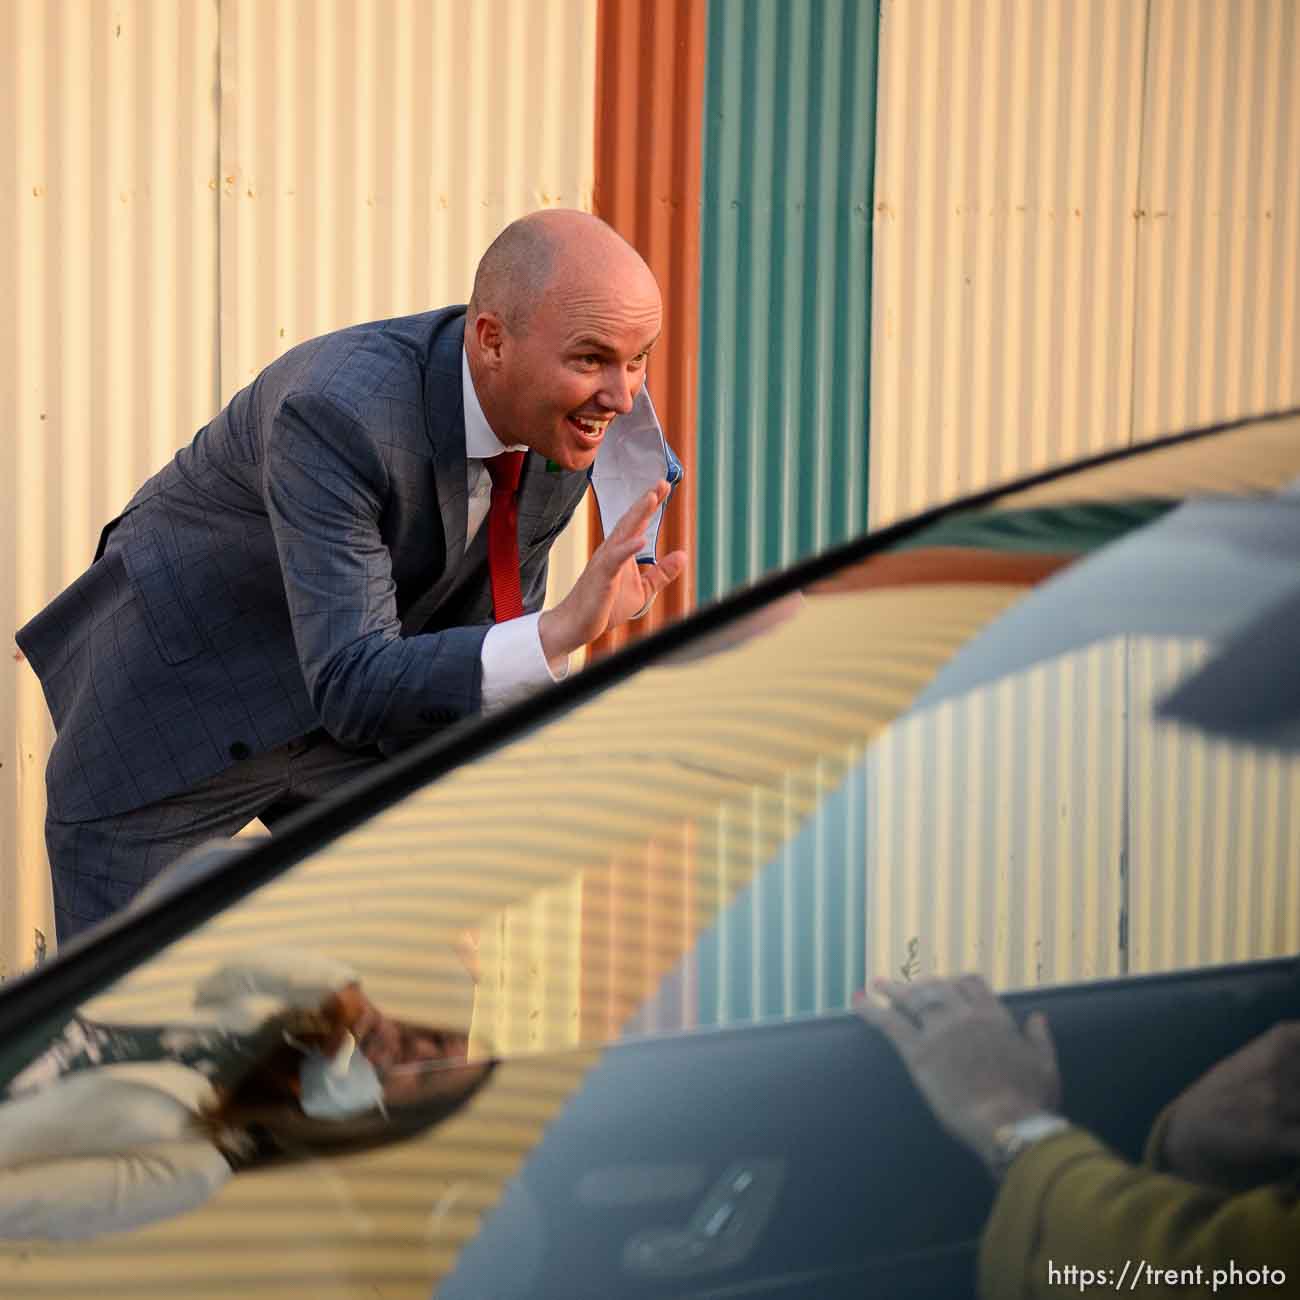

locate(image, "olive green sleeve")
[[978, 1129, 1300, 1300]]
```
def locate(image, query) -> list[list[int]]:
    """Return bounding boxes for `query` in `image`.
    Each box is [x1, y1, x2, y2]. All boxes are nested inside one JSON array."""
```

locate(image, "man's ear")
[[472, 311, 507, 369]]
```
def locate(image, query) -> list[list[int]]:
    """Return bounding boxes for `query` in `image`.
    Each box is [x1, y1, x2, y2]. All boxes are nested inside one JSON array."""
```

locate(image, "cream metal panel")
[[870, 0, 1299, 525], [865, 643, 1128, 991], [1132, 0, 1300, 439], [1128, 639, 1300, 972], [2, 0, 222, 980], [218, 0, 600, 622], [2, 0, 602, 982], [862, 635, 1300, 998], [473, 875, 584, 1056], [871, 0, 1147, 524]]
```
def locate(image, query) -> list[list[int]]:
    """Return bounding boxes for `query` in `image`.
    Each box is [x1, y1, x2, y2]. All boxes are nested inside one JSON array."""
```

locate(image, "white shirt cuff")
[[480, 613, 569, 713]]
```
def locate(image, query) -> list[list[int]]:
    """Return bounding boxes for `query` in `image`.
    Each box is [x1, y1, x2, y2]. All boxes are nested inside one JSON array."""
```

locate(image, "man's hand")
[[857, 975, 1062, 1172], [538, 481, 687, 660], [1159, 1020, 1300, 1191]]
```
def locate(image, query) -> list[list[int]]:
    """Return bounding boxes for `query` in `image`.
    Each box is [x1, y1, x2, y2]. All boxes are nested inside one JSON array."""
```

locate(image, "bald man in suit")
[[17, 210, 686, 942]]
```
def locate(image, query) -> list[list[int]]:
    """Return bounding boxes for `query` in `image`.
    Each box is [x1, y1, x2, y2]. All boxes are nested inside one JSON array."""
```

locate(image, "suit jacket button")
[[229, 741, 251, 760]]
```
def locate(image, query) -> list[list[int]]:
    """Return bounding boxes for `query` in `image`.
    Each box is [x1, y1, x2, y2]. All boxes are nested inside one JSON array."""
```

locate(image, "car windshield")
[[1, 412, 1297, 1295]]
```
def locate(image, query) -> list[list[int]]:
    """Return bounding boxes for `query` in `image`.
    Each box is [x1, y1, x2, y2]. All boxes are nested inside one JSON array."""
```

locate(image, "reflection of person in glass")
[[0, 950, 493, 1240]]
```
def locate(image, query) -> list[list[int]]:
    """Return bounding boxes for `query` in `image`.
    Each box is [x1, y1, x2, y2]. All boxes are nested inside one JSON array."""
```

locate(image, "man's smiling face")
[[469, 223, 663, 471]]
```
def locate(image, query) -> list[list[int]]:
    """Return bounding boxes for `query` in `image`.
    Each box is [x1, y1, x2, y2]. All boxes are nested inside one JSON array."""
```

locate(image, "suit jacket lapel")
[[517, 452, 563, 547], [402, 456, 579, 637], [401, 323, 470, 636], [433, 413, 469, 565]]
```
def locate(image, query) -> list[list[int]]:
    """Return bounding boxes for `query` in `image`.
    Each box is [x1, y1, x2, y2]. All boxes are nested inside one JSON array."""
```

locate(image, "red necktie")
[[485, 451, 526, 622]]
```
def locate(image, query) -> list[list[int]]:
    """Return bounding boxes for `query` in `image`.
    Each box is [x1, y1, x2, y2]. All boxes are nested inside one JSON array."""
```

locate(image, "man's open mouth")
[[567, 414, 611, 445]]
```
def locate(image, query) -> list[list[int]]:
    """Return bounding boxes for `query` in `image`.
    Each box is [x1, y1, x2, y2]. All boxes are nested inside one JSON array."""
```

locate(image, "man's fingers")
[[639, 551, 687, 599], [594, 533, 646, 574], [871, 976, 905, 998], [856, 993, 920, 1053], [611, 482, 670, 542], [656, 549, 687, 584], [610, 489, 660, 540]]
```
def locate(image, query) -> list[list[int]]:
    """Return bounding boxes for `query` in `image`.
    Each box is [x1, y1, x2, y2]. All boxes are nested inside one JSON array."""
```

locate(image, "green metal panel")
[[697, 0, 878, 603]]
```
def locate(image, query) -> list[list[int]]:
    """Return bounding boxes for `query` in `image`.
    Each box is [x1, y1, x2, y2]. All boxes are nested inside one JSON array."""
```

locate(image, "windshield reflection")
[[0, 949, 492, 1240]]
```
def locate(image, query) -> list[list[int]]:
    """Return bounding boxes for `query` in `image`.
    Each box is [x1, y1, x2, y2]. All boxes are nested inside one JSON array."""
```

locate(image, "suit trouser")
[[45, 731, 385, 945]]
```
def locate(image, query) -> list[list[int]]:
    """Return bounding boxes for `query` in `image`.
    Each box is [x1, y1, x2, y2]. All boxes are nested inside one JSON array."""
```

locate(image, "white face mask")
[[589, 387, 682, 564], [298, 1032, 385, 1120]]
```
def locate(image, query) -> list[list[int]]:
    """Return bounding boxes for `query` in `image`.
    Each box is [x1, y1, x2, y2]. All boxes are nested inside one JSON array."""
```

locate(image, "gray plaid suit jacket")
[[17, 307, 591, 823]]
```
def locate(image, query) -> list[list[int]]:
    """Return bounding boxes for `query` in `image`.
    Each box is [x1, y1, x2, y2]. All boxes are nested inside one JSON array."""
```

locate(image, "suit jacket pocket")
[[119, 529, 207, 665]]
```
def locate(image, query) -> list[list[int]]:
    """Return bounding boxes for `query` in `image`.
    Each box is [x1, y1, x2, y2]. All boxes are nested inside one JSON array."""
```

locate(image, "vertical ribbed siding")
[[871, 0, 1148, 524], [697, 0, 876, 604], [689, 627, 1300, 1023], [1132, 0, 1300, 440], [589, 0, 706, 656], [582, 822, 699, 1040], [870, 0, 1298, 525], [218, 0, 600, 618], [692, 747, 868, 1026], [861, 636, 1300, 998], [476, 876, 584, 1055], [0, 2, 14, 981], [1128, 640, 1300, 972], [866, 646, 1127, 991], [3, 0, 601, 980], [220, 0, 596, 392], [3, 0, 221, 980]]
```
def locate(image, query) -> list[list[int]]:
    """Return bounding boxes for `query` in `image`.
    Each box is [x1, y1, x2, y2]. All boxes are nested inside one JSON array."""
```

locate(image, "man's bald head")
[[466, 209, 662, 471], [468, 209, 656, 335]]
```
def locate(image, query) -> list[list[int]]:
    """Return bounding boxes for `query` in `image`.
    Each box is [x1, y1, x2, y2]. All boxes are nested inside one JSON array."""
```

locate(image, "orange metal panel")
[[589, 0, 706, 656]]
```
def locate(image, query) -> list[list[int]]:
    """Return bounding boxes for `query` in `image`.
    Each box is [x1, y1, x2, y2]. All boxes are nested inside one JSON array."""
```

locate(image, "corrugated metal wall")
[[219, 0, 597, 397], [1132, 0, 1300, 439], [865, 646, 1129, 990], [2, 0, 603, 980], [588, 0, 707, 656], [870, 0, 1299, 525], [855, 559, 1300, 997], [696, 0, 877, 604], [857, 0, 1300, 1024], [690, 748, 869, 1026], [871, 0, 1148, 523], [1128, 639, 1300, 972], [680, 633, 1300, 1024], [217, 0, 599, 601], [3, 0, 222, 980]]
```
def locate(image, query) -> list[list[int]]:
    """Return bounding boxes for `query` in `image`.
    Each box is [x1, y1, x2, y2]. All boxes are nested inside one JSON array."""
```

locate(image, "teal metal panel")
[[697, 0, 878, 603]]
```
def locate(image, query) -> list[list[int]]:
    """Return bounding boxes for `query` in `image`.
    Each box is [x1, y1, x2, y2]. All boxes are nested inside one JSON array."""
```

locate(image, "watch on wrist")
[[988, 1112, 1071, 1178]]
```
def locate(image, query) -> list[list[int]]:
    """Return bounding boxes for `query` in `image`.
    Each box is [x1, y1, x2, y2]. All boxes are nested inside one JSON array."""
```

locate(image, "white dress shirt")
[[463, 350, 571, 712]]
